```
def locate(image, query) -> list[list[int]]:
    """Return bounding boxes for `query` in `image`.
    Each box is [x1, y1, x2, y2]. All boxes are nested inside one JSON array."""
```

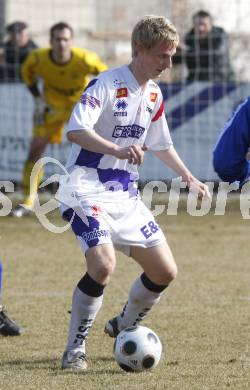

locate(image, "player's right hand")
[[33, 97, 50, 125], [114, 144, 146, 165]]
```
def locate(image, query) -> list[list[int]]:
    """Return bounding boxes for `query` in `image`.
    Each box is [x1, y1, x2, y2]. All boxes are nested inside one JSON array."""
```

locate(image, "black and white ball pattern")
[[114, 325, 162, 372]]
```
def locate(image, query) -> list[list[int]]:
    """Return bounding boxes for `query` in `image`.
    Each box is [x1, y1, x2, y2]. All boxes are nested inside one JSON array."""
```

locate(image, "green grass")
[[0, 202, 250, 389]]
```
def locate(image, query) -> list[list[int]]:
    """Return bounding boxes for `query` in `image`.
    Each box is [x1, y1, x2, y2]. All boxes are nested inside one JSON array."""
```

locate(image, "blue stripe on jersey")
[[76, 148, 103, 168], [97, 168, 135, 192]]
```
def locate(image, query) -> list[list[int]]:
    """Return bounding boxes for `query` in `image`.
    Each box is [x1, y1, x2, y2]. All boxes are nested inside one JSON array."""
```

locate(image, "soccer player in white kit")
[[60, 15, 210, 370]]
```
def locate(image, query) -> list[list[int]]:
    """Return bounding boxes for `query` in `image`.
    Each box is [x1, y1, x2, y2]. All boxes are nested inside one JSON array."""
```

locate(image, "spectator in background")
[[173, 10, 235, 82], [0, 21, 38, 82], [11, 21, 108, 217]]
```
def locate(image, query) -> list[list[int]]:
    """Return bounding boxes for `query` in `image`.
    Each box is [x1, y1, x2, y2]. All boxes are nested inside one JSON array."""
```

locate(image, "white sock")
[[118, 274, 166, 330], [66, 286, 103, 353]]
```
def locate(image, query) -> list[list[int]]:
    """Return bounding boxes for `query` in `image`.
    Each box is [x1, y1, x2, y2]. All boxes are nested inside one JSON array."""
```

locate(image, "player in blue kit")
[[59, 15, 210, 370], [213, 97, 250, 184]]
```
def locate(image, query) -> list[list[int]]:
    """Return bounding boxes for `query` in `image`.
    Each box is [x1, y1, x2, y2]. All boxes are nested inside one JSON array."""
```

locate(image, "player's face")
[[137, 41, 176, 82], [50, 28, 73, 61]]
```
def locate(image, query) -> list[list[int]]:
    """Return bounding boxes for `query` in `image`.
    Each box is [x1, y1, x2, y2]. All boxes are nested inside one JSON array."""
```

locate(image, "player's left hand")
[[33, 97, 51, 125], [188, 176, 211, 200]]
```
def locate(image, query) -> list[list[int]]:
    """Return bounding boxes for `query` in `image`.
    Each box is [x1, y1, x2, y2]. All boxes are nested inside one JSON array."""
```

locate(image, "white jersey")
[[63, 64, 173, 202]]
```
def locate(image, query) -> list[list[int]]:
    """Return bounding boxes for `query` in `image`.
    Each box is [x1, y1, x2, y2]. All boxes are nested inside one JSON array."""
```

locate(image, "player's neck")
[[128, 62, 148, 87], [51, 50, 72, 65]]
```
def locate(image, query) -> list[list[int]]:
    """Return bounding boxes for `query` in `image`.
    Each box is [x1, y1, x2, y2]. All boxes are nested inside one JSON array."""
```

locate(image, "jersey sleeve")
[[21, 49, 40, 86], [144, 91, 173, 151], [213, 97, 250, 183], [67, 78, 106, 132]]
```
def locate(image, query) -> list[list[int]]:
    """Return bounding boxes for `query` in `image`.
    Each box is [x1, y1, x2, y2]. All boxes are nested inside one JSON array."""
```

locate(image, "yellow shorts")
[[33, 106, 73, 144]]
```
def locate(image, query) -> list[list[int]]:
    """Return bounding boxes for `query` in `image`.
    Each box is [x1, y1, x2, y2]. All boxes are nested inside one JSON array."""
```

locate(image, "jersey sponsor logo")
[[82, 228, 110, 243], [80, 94, 101, 109], [116, 88, 128, 98], [114, 112, 127, 117], [150, 92, 158, 102], [115, 99, 128, 111], [146, 106, 153, 114], [112, 124, 145, 139], [113, 79, 126, 87], [114, 99, 128, 117], [140, 221, 159, 239]]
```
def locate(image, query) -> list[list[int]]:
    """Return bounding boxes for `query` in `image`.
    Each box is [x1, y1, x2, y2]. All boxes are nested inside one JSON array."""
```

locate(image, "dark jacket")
[[184, 26, 235, 81], [0, 39, 37, 82]]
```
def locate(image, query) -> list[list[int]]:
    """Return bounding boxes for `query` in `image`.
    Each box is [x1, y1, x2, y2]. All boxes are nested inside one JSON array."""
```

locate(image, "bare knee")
[[164, 262, 178, 284], [149, 262, 178, 286], [155, 263, 177, 285], [93, 259, 115, 283], [132, 241, 177, 286], [86, 247, 116, 284]]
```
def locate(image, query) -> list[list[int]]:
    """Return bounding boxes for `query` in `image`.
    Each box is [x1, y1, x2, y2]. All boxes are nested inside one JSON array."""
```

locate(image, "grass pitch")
[[0, 199, 250, 390]]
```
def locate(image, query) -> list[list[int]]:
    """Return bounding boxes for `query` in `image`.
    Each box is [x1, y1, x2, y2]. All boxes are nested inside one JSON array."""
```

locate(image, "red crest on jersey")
[[116, 88, 128, 98], [91, 205, 102, 216], [150, 92, 158, 102]]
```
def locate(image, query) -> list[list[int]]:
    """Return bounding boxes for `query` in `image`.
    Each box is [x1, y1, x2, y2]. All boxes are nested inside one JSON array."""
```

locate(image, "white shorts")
[[62, 197, 166, 256]]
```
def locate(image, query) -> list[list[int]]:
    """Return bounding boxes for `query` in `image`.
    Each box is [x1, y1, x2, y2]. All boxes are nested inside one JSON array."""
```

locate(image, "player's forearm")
[[154, 146, 193, 183], [155, 146, 211, 199], [67, 129, 119, 156]]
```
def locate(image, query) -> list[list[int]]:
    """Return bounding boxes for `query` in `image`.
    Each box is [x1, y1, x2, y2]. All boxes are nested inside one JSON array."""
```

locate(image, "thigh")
[[48, 122, 65, 144], [33, 121, 65, 144], [62, 207, 116, 284], [62, 206, 113, 253], [108, 199, 166, 255], [27, 136, 50, 161], [34, 107, 70, 144], [130, 241, 177, 285]]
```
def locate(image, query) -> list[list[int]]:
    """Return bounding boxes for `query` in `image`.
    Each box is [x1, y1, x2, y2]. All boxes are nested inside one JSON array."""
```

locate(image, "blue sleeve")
[[213, 97, 250, 183]]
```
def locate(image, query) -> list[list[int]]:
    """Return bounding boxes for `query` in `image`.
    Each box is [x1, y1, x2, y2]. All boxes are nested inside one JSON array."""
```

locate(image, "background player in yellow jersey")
[[12, 21, 107, 217]]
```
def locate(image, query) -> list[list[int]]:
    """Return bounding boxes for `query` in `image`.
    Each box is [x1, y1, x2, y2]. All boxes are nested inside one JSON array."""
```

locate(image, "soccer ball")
[[113, 325, 162, 372]]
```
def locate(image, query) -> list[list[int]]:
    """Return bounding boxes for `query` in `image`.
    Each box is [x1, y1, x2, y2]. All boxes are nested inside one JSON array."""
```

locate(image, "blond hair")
[[131, 15, 179, 56]]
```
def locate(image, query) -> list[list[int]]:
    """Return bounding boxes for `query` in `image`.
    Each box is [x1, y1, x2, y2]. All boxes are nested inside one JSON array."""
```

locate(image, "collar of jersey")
[[122, 65, 146, 95], [48, 49, 73, 66]]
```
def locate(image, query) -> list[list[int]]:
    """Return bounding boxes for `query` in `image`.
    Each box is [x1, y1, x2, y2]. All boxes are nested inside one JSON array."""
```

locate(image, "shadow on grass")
[[0, 356, 124, 375], [0, 357, 59, 371], [1, 355, 178, 375], [94, 356, 114, 362]]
